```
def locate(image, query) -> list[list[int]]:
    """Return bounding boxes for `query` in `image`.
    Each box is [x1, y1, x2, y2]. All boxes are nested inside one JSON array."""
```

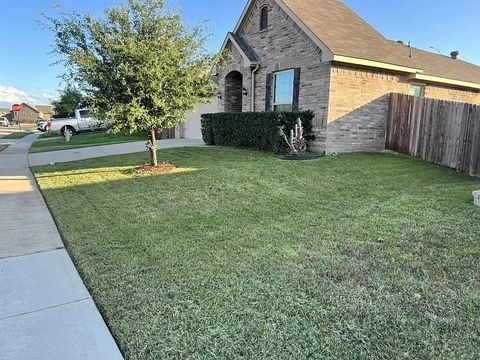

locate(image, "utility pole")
[[17, 112, 22, 133]]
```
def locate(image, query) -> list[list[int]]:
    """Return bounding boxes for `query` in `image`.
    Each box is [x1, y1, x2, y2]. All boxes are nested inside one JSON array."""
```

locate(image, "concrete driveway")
[[0, 135, 123, 359], [28, 138, 205, 166]]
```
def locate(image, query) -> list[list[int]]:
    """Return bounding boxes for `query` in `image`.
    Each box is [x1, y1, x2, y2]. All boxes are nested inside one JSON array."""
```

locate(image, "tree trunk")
[[148, 127, 158, 167]]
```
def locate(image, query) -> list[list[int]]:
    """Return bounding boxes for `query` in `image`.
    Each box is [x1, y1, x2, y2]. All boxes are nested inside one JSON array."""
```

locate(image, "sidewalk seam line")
[[0, 246, 65, 260], [0, 297, 91, 322]]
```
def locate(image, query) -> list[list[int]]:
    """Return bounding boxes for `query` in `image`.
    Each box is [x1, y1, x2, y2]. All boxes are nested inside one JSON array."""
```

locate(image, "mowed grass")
[[32, 148, 480, 359], [2, 131, 34, 139], [30, 131, 147, 153]]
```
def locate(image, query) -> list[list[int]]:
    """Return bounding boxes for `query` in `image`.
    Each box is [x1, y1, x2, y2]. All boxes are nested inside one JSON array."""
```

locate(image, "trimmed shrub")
[[200, 115, 215, 146], [201, 111, 315, 153]]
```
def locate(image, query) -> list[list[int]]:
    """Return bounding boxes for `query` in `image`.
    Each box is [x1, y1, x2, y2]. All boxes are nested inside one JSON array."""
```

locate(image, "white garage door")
[[182, 98, 218, 140]]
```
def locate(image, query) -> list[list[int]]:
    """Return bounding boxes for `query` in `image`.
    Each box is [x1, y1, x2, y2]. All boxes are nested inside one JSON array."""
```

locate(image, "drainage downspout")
[[251, 64, 260, 111]]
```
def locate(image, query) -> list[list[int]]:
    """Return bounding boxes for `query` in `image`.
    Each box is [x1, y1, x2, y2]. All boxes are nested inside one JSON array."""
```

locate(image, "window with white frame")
[[410, 84, 425, 97], [273, 69, 295, 112]]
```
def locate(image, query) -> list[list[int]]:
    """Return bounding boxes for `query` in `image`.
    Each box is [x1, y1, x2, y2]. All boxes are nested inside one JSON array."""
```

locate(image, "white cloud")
[[0, 85, 58, 107]]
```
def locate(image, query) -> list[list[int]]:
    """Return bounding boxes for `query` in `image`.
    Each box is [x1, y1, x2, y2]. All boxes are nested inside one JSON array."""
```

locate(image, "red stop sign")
[[12, 104, 22, 113]]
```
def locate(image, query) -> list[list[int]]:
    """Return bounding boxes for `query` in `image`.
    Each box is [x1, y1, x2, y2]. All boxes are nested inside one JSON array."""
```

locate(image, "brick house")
[[217, 0, 480, 153], [36, 105, 56, 120], [4, 104, 55, 123], [15, 103, 41, 123]]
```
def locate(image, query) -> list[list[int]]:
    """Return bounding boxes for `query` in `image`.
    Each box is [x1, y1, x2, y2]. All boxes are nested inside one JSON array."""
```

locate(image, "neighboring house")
[[4, 103, 55, 123], [13, 103, 40, 123], [36, 105, 56, 120], [0, 108, 9, 117], [217, 0, 480, 153]]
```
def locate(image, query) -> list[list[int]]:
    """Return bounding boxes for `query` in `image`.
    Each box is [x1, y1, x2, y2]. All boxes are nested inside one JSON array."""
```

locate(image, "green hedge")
[[201, 111, 315, 153]]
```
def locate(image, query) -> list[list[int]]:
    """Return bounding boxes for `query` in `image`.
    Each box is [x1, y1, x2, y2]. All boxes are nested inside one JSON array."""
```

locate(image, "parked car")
[[47, 109, 106, 137], [36, 120, 48, 132], [0, 117, 11, 127]]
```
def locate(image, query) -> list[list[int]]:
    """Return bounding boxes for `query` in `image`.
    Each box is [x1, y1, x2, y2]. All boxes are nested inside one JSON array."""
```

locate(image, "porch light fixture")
[[242, 87, 248, 96]]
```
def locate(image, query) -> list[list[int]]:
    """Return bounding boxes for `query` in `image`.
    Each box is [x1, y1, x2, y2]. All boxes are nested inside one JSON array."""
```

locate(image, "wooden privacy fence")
[[387, 93, 480, 177]]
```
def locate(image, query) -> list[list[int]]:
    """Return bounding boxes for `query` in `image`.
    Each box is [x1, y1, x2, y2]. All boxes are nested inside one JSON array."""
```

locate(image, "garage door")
[[183, 98, 218, 140]]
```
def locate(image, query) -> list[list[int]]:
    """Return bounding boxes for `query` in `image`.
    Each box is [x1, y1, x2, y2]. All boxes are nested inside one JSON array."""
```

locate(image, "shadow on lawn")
[[33, 166, 204, 189], [32, 146, 480, 188]]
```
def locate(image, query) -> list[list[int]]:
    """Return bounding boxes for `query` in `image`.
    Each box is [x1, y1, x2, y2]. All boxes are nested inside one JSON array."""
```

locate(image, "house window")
[[273, 69, 295, 112], [260, 6, 268, 31], [410, 84, 425, 97]]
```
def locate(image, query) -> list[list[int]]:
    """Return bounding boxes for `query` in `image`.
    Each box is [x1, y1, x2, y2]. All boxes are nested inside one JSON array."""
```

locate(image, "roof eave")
[[333, 55, 423, 74], [408, 73, 480, 91], [333, 55, 480, 90]]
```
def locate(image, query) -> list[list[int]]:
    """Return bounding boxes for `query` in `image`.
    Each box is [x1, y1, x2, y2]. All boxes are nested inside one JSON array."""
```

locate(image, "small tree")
[[52, 87, 86, 118], [45, 0, 216, 166]]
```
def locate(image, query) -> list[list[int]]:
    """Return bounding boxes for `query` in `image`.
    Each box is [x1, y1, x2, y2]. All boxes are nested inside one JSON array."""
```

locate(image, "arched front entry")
[[224, 71, 243, 112]]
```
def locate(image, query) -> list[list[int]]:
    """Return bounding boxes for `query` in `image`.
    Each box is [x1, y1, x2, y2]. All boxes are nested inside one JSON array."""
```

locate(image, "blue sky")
[[1, 0, 479, 108]]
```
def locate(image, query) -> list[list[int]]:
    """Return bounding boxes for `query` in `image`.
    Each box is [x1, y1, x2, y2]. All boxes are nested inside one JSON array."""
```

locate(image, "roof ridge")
[[21, 102, 40, 112], [390, 40, 480, 68]]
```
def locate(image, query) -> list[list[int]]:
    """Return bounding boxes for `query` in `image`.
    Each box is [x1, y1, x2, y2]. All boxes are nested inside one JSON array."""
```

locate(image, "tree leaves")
[[52, 87, 86, 118], [45, 0, 216, 134]]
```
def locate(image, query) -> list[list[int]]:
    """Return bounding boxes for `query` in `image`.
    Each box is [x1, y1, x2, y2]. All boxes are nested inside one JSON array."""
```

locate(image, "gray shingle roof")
[[229, 32, 260, 63], [282, 0, 480, 84]]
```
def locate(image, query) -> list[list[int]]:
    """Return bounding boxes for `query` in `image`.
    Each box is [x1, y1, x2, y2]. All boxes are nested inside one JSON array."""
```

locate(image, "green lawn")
[[2, 132, 34, 139], [32, 148, 480, 359], [30, 131, 147, 153]]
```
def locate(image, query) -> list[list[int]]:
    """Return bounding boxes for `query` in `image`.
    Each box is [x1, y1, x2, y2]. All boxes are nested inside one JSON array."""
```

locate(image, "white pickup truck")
[[47, 109, 106, 137]]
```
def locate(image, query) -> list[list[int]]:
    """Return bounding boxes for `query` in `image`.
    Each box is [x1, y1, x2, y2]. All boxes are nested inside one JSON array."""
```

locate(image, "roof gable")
[[232, 0, 334, 62], [21, 103, 40, 113], [230, 0, 480, 88]]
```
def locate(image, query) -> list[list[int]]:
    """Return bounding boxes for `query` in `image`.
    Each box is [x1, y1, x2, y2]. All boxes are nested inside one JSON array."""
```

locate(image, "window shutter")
[[265, 73, 273, 111], [292, 67, 301, 111]]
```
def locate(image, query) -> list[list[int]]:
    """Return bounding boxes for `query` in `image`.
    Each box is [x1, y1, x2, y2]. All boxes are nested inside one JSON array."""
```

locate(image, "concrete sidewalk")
[[0, 135, 123, 359], [28, 138, 205, 166]]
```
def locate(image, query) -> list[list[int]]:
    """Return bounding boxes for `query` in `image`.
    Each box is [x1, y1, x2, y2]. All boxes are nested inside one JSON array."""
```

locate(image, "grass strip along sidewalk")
[[30, 131, 147, 153]]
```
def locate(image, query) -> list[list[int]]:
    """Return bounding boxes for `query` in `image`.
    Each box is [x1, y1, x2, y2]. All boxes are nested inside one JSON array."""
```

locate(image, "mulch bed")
[[136, 163, 177, 174]]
